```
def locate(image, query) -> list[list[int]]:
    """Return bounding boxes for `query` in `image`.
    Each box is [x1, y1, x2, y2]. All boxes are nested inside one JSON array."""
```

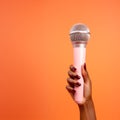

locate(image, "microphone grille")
[[70, 23, 90, 43]]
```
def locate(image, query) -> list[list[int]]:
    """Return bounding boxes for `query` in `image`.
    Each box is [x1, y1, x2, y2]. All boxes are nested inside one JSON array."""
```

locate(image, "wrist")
[[78, 96, 93, 109], [78, 97, 97, 120]]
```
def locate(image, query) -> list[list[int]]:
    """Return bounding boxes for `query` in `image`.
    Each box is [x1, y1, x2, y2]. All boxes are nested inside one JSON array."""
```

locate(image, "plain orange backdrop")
[[0, 0, 120, 120]]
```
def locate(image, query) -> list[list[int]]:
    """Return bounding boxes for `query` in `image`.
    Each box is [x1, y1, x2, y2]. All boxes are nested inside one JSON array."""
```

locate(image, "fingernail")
[[75, 82, 81, 87], [76, 75, 81, 79], [84, 63, 87, 71], [71, 66, 76, 72]]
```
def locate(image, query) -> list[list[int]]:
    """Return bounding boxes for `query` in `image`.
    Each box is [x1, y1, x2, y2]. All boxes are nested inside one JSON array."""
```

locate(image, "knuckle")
[[69, 65, 73, 69], [67, 78, 70, 82], [68, 70, 71, 75]]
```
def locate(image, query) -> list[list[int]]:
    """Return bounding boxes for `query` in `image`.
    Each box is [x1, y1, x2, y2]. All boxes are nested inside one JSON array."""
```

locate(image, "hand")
[[66, 63, 92, 105]]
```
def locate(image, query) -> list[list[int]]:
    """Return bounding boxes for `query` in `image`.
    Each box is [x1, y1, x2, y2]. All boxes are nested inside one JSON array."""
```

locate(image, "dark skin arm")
[[66, 64, 96, 120]]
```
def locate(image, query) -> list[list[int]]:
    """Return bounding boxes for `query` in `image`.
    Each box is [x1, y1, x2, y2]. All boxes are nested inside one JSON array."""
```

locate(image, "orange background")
[[0, 0, 120, 120]]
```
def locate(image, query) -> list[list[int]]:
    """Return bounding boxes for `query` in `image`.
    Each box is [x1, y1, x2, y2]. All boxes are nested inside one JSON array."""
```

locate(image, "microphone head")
[[70, 23, 90, 44]]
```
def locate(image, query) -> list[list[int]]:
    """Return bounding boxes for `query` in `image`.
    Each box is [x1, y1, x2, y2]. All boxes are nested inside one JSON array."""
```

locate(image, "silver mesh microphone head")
[[70, 23, 90, 44]]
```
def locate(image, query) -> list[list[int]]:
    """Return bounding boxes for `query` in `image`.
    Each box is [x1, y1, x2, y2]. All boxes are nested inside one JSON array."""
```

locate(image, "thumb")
[[81, 63, 89, 83]]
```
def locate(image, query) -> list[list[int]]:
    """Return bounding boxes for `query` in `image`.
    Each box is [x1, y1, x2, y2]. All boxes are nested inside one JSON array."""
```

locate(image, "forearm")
[[78, 97, 96, 120]]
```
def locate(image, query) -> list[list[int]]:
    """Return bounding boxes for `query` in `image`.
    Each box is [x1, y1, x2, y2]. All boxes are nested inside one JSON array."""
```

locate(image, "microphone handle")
[[73, 44, 86, 104]]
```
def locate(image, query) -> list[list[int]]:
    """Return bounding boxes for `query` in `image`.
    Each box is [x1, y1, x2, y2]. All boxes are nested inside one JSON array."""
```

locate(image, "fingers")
[[69, 65, 76, 72], [66, 65, 81, 97], [68, 65, 80, 79], [66, 64, 92, 102], [67, 78, 81, 87], [66, 85, 75, 98], [66, 86, 75, 94], [67, 65, 81, 88], [68, 64, 90, 84]]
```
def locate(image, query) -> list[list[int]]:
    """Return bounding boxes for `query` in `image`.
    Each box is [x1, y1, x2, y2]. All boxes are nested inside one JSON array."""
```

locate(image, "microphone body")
[[69, 23, 90, 104], [73, 44, 86, 103]]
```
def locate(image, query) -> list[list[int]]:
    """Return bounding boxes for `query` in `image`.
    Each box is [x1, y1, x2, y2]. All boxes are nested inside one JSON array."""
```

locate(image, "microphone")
[[69, 23, 90, 104]]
